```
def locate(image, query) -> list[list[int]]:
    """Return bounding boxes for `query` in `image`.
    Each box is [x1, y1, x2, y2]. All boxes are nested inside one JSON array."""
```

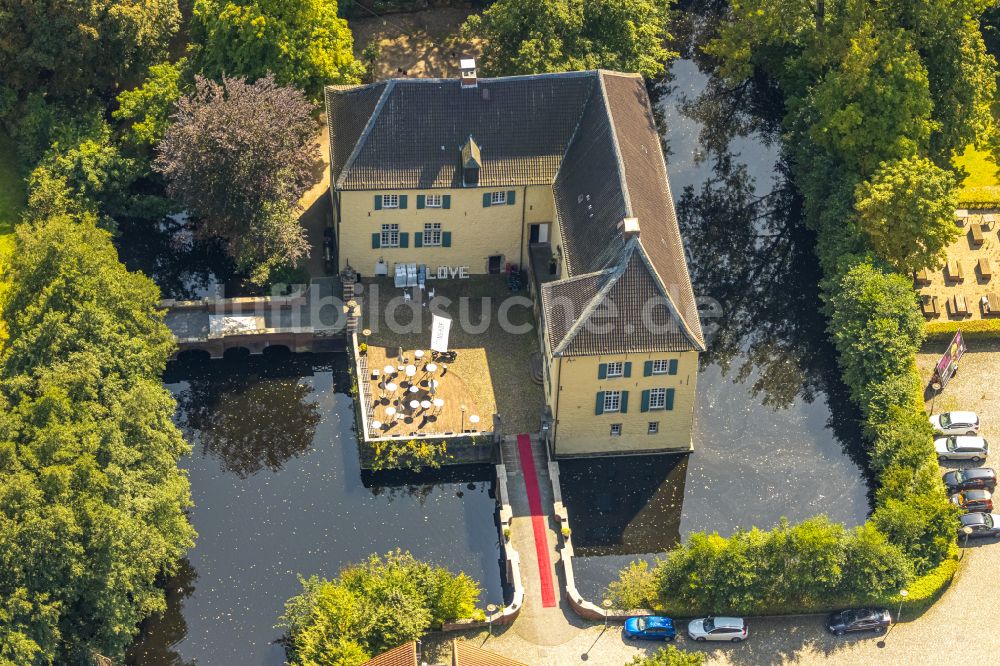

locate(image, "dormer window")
[[461, 135, 481, 187]]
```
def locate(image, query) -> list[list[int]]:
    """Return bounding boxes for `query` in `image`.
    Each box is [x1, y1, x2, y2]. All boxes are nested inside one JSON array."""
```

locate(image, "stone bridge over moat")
[[161, 278, 347, 359]]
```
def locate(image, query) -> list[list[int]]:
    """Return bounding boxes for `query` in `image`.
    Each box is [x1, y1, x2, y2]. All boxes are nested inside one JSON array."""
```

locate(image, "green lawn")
[[954, 143, 1000, 206]]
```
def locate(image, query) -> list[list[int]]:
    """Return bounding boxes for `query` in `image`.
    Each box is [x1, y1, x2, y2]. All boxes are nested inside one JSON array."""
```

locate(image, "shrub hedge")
[[925, 318, 1000, 342]]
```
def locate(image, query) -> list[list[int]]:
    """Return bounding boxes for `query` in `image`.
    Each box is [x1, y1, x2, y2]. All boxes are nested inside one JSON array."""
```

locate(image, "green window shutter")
[[483, 192, 492, 207], [371, 233, 381, 249], [442, 194, 451, 209], [414, 233, 423, 248], [595, 392, 605, 415], [417, 195, 425, 209], [374, 195, 382, 210], [598, 363, 607, 379], [399, 232, 409, 248], [507, 190, 516, 205], [665, 388, 675, 410], [623, 362, 632, 378], [668, 359, 678, 375], [620, 390, 629, 414], [442, 231, 452, 247], [641, 390, 650, 413], [399, 195, 408, 209], [644, 360, 653, 376]]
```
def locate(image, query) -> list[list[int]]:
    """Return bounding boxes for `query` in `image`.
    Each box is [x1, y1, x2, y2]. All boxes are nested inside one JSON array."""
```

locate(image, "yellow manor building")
[[325, 62, 705, 457]]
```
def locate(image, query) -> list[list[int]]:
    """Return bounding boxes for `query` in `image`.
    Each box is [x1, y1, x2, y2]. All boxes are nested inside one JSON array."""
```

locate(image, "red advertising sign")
[[932, 330, 965, 389]]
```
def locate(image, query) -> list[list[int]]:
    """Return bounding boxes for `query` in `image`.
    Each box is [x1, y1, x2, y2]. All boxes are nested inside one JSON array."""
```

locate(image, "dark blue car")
[[624, 616, 676, 641]]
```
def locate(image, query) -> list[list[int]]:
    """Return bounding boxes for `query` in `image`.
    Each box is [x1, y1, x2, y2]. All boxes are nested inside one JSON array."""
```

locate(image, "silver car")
[[935, 436, 988, 462], [930, 411, 981, 436], [687, 616, 748, 643]]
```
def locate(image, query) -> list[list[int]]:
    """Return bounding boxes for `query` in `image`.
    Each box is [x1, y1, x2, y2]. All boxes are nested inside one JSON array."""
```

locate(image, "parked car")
[[944, 467, 997, 493], [826, 608, 891, 636], [624, 616, 676, 642], [930, 411, 981, 436], [950, 489, 993, 513], [959, 512, 1000, 538], [687, 616, 747, 643], [935, 436, 989, 462]]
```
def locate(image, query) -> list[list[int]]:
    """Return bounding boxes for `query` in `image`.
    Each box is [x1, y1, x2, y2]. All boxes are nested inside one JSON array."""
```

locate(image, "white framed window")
[[610, 423, 622, 437], [423, 223, 442, 247], [491, 191, 507, 205], [651, 360, 670, 374], [606, 361, 624, 378], [648, 422, 659, 434], [382, 194, 400, 209], [604, 390, 622, 413], [380, 223, 400, 248], [426, 194, 443, 208], [649, 388, 667, 410]]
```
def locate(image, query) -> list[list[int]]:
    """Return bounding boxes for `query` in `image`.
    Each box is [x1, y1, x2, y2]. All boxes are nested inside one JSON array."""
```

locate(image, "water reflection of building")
[[559, 455, 686, 556]]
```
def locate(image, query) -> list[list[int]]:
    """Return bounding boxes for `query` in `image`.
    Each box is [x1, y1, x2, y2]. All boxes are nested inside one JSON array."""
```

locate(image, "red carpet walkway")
[[516, 433, 556, 608]]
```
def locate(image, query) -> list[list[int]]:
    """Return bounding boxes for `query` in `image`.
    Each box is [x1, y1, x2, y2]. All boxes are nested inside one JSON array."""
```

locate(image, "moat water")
[[123, 55, 871, 664], [127, 353, 505, 666], [563, 58, 871, 599]]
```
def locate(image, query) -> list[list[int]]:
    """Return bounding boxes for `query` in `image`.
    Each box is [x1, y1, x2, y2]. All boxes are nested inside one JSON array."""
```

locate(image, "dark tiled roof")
[[361, 642, 417, 666], [326, 82, 388, 188], [542, 240, 698, 356], [601, 72, 704, 348], [328, 73, 597, 190], [326, 69, 704, 354], [552, 86, 630, 276]]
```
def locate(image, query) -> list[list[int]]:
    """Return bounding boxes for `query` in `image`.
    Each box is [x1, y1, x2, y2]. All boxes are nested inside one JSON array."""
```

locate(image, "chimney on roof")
[[619, 217, 640, 240], [460, 57, 478, 88]]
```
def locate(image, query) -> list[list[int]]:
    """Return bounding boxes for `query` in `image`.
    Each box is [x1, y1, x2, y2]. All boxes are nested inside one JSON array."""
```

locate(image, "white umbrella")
[[371, 420, 382, 431], [405, 364, 417, 377], [414, 349, 425, 360], [385, 406, 396, 420], [425, 362, 437, 374], [383, 365, 395, 377], [409, 385, 419, 393], [385, 382, 397, 393], [469, 415, 481, 426], [409, 400, 420, 410], [420, 400, 431, 410]]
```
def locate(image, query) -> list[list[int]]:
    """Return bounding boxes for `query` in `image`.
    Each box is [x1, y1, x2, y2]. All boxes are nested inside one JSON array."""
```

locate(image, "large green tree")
[[855, 156, 959, 274], [626, 646, 705, 666], [0, 0, 179, 101], [0, 215, 194, 663], [278, 551, 482, 666], [191, 0, 363, 99], [155, 75, 316, 283], [463, 0, 676, 78]]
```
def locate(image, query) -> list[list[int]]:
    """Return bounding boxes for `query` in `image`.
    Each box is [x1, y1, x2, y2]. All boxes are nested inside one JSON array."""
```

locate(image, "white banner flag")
[[430, 314, 452, 353]]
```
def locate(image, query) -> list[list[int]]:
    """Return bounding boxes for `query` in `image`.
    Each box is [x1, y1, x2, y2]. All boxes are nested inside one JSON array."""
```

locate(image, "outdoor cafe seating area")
[[917, 209, 1000, 320], [361, 345, 488, 440]]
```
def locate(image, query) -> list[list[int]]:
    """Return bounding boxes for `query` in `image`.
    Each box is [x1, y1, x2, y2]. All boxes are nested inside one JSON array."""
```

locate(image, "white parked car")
[[935, 436, 989, 463], [930, 411, 980, 436], [687, 616, 747, 643]]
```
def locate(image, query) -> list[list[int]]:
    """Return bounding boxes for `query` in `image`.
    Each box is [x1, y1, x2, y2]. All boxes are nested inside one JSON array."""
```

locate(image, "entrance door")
[[528, 223, 550, 245], [488, 255, 503, 274]]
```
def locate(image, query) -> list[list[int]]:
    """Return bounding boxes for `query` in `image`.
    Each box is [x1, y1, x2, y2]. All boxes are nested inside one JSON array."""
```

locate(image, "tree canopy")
[[463, 0, 676, 78], [0, 0, 180, 101], [0, 215, 194, 663], [155, 75, 316, 283], [191, 0, 363, 99], [855, 156, 959, 274], [626, 646, 706, 666], [278, 551, 482, 666]]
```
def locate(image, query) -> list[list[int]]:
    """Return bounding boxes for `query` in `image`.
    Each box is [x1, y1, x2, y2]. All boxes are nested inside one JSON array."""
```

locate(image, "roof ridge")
[[631, 83, 705, 348], [541, 265, 617, 290], [598, 71, 634, 218], [325, 81, 382, 94], [634, 240, 707, 352], [379, 70, 601, 86], [335, 80, 395, 189], [552, 241, 635, 356]]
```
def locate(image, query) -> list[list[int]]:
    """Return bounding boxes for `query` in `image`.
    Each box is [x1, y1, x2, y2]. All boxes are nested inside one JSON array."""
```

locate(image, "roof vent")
[[619, 217, 640, 240], [460, 58, 478, 88]]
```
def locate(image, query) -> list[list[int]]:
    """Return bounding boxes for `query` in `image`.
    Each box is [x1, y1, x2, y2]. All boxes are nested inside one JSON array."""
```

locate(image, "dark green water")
[[127, 353, 505, 666]]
